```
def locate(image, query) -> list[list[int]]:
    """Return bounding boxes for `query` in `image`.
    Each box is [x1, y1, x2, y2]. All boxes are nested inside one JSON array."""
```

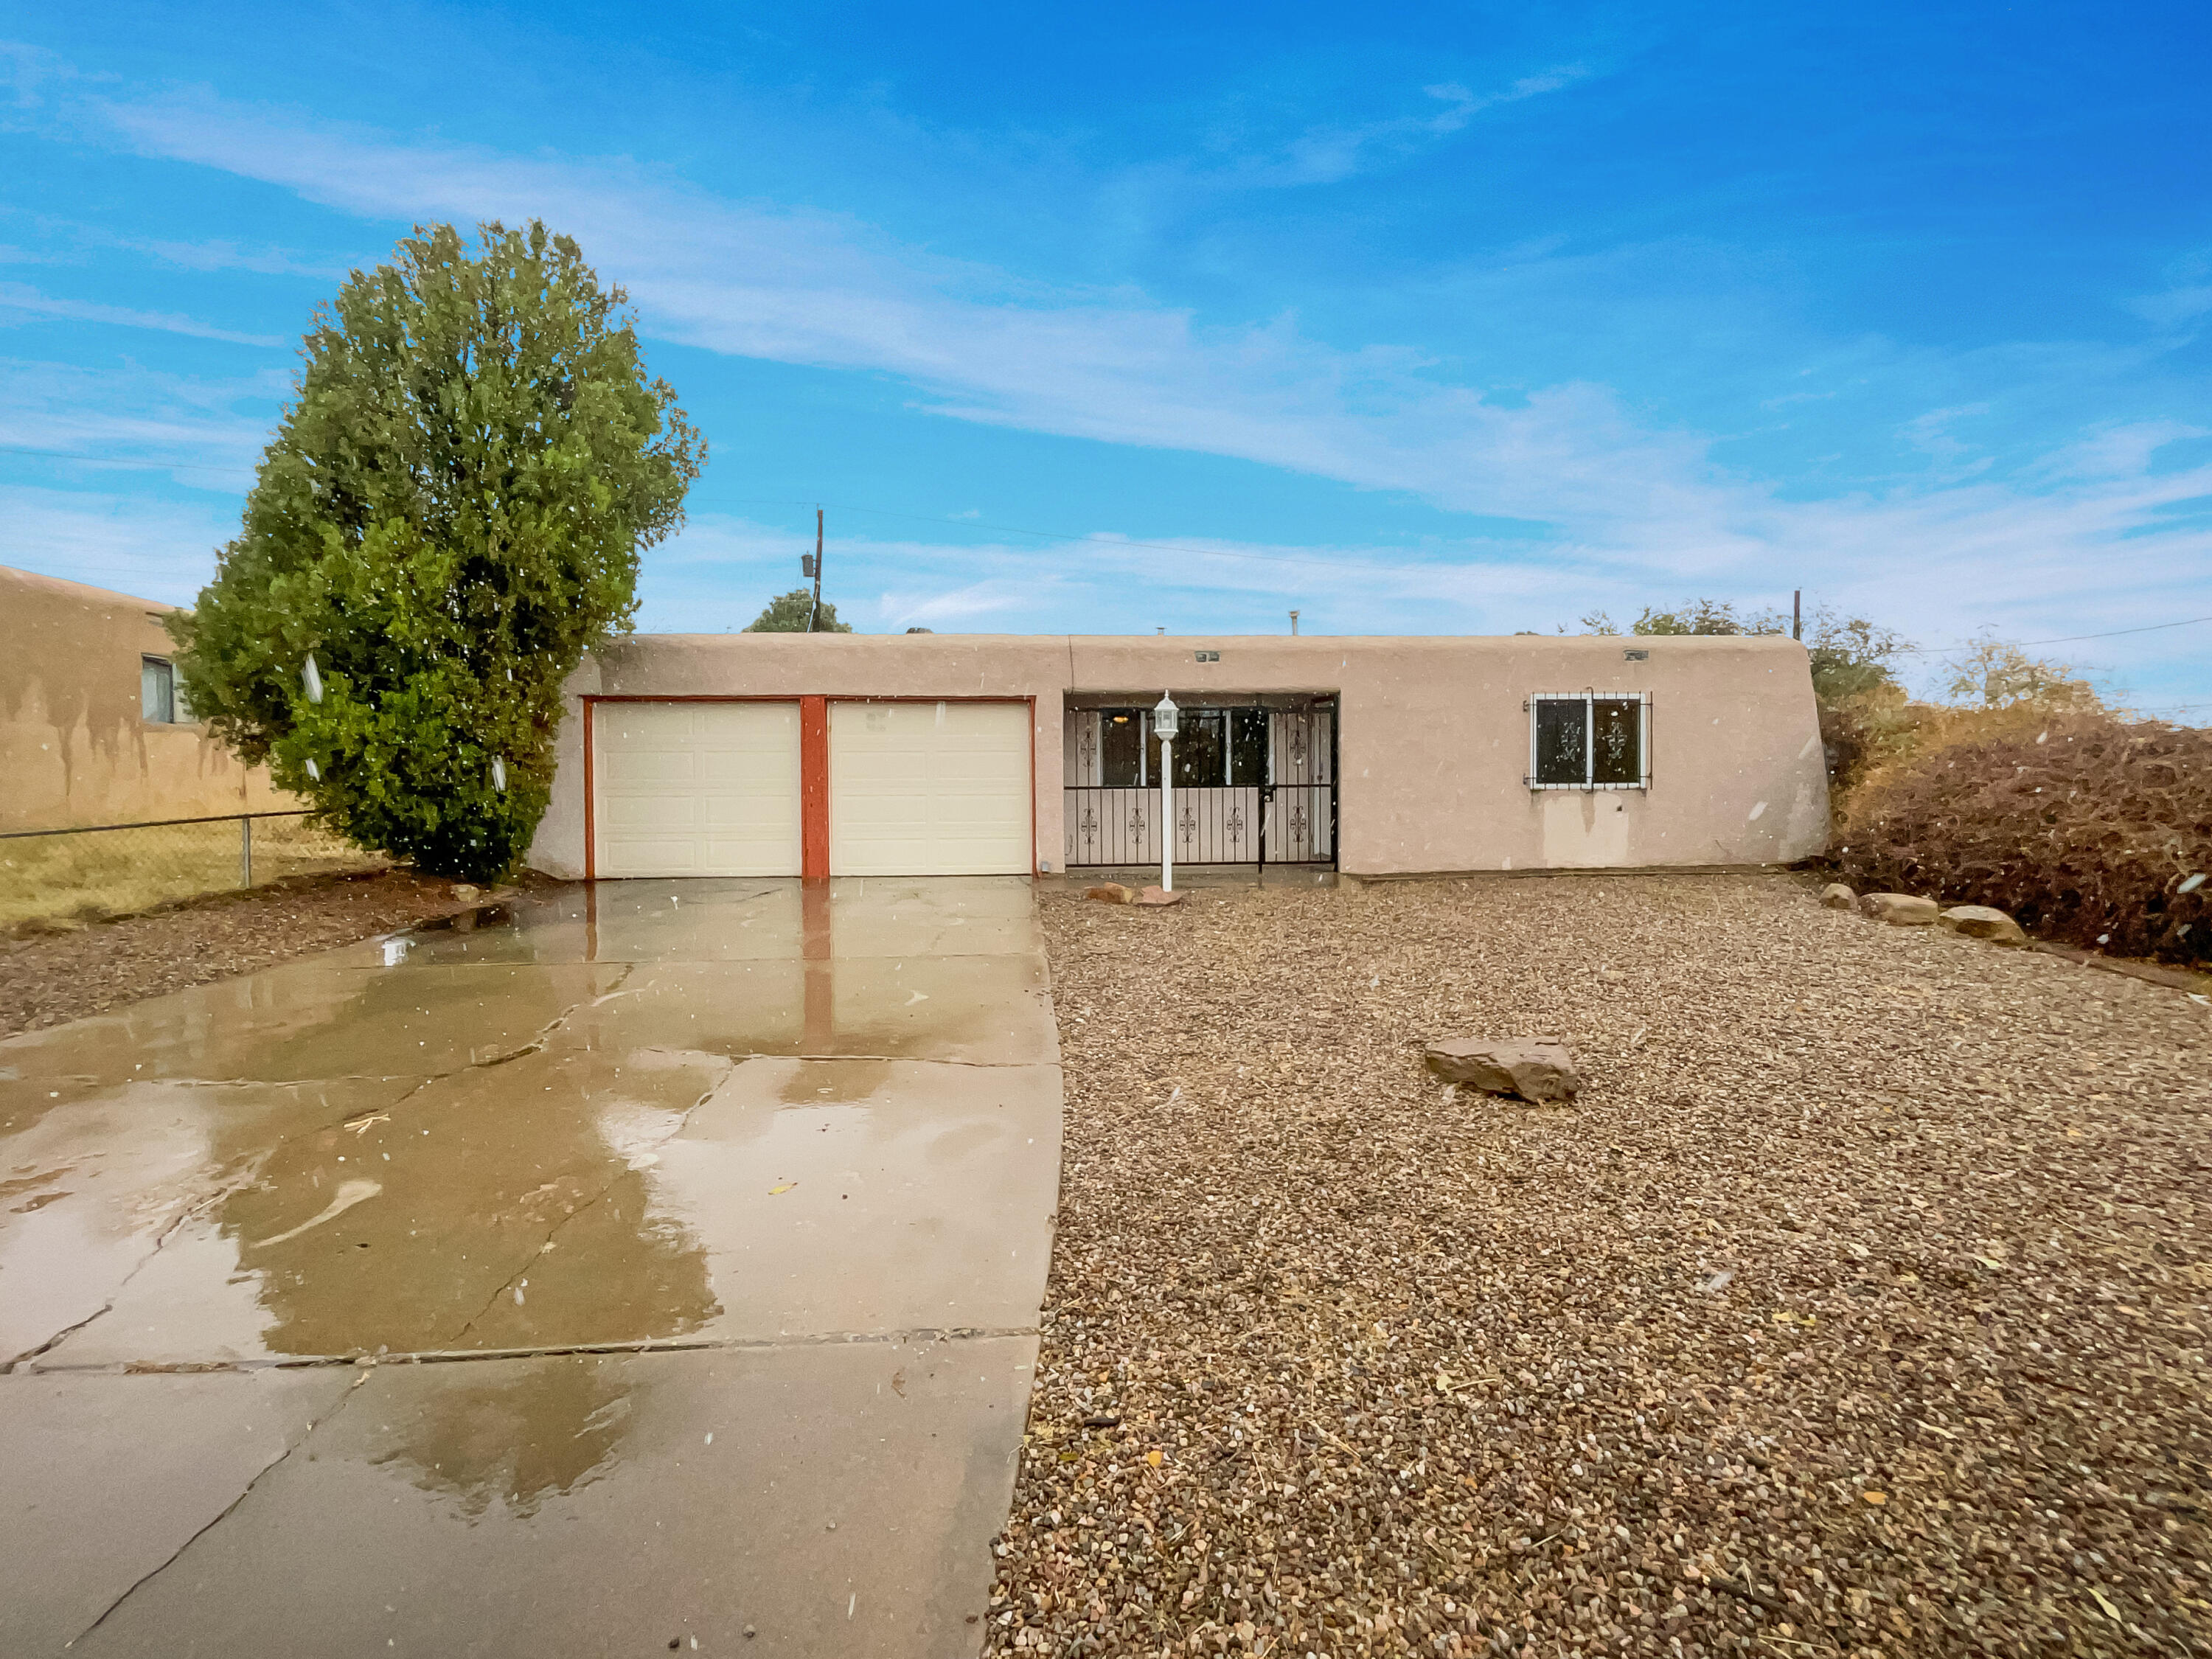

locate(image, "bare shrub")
[[1836, 711, 2212, 962]]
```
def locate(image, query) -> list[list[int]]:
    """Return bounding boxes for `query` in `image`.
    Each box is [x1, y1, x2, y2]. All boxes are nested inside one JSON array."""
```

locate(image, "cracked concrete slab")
[[0, 1077, 420, 1364], [64, 1338, 1036, 1659], [1, 876, 1061, 1655], [0, 1368, 355, 1657]]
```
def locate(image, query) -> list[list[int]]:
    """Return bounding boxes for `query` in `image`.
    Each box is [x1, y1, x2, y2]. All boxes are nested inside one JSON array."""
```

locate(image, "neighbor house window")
[[1528, 692, 1648, 790], [142, 656, 189, 724]]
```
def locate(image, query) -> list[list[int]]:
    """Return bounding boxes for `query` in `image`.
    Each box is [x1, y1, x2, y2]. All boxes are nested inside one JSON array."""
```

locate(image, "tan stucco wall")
[[0, 565, 291, 832], [527, 632, 1829, 880]]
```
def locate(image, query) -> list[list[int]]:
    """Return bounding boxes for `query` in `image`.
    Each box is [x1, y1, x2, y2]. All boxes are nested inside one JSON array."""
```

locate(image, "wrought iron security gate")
[[1063, 703, 1336, 868]]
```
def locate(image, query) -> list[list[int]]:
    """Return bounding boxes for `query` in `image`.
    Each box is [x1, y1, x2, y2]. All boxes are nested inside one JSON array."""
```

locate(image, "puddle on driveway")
[[467, 1056, 1060, 1349], [368, 1354, 633, 1520], [0, 961, 630, 1088], [6, 875, 1062, 1659], [43, 1045, 728, 1367], [554, 953, 1056, 1066], [0, 1077, 418, 1363], [5, 875, 1059, 1372], [337, 875, 1043, 968]]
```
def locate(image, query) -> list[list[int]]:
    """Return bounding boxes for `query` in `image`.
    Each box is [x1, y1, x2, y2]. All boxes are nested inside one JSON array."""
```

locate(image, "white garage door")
[[830, 700, 1032, 875], [594, 701, 802, 877]]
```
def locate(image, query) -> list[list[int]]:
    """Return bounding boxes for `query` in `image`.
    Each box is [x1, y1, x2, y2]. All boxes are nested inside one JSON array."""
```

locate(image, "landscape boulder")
[[1860, 892, 1940, 926], [1819, 883, 1857, 910], [1085, 883, 1134, 905], [1424, 1037, 1582, 1102], [1939, 904, 2028, 945], [1133, 886, 1186, 908]]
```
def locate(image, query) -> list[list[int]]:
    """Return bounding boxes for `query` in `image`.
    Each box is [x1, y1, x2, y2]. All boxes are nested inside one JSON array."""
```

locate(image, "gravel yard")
[[0, 867, 506, 1038], [993, 872, 2211, 1658]]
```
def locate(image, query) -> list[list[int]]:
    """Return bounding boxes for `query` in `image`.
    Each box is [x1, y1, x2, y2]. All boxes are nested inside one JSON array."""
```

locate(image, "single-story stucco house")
[[525, 632, 1828, 881], [1, 564, 292, 832]]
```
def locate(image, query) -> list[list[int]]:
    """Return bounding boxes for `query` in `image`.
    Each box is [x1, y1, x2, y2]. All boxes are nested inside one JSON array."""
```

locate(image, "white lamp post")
[[1152, 692, 1180, 894]]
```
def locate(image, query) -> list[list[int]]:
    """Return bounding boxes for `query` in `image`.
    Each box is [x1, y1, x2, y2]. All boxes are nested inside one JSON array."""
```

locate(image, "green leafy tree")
[[1801, 609, 1910, 703], [745, 589, 854, 632], [171, 221, 703, 883]]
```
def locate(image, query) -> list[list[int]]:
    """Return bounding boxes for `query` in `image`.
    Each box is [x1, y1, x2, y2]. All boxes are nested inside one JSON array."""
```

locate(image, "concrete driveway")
[[0, 877, 1061, 1658]]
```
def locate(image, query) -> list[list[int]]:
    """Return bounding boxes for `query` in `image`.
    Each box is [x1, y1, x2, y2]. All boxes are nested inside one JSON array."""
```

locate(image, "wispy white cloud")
[[1244, 66, 1591, 187], [0, 279, 282, 345], [0, 355, 275, 484], [14, 78, 2203, 701], [130, 236, 338, 277], [2129, 284, 2212, 330], [88, 88, 1727, 526], [638, 490, 2212, 701], [0, 484, 237, 603]]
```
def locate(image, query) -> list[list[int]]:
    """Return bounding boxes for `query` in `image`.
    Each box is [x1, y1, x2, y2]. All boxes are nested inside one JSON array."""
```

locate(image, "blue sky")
[[3, 3, 2209, 712]]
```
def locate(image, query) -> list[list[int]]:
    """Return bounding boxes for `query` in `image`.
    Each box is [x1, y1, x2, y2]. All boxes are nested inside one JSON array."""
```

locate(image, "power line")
[[1893, 613, 2212, 656]]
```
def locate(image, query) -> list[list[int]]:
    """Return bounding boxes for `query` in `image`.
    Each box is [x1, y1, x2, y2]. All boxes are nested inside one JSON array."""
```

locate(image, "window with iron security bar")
[[1065, 703, 1336, 866], [1527, 692, 1651, 790]]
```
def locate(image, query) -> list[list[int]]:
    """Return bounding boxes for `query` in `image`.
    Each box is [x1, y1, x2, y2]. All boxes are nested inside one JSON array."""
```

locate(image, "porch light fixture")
[[1152, 693, 1180, 893]]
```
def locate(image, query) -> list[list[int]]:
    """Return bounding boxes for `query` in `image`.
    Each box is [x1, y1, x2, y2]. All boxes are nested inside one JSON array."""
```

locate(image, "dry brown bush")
[[1834, 710, 2212, 961]]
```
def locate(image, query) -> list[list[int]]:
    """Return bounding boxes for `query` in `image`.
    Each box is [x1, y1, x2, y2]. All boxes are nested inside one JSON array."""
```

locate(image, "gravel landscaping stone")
[[1422, 1038, 1582, 1103], [993, 871, 2210, 1658], [1940, 906, 2029, 946], [1859, 892, 1941, 926]]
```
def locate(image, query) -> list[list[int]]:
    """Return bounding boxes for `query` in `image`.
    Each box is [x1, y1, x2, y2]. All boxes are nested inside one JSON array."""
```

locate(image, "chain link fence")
[[0, 812, 385, 931]]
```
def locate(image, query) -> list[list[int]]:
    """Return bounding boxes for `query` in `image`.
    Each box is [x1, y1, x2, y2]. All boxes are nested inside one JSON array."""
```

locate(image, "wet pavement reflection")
[[1, 876, 1059, 1658]]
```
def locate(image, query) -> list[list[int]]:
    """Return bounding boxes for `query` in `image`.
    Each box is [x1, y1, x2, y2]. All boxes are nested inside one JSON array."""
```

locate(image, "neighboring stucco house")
[[0, 564, 291, 832], [526, 631, 1829, 880]]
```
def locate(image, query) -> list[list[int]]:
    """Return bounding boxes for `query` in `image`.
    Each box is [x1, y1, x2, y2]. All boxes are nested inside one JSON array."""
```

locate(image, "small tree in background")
[[1578, 597, 1908, 703], [1942, 633, 2103, 712], [1577, 597, 1913, 788], [172, 221, 703, 884], [745, 589, 854, 632]]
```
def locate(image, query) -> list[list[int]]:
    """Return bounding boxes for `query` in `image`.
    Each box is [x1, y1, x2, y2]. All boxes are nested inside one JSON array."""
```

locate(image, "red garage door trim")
[[800, 695, 830, 879], [582, 693, 1037, 881]]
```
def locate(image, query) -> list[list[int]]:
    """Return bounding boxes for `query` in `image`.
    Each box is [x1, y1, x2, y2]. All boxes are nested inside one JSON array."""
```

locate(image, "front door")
[[1063, 704, 1334, 867]]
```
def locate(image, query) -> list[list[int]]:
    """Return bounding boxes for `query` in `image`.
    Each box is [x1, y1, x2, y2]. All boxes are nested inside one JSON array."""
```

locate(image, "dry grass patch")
[[1, 815, 378, 931], [993, 872, 2210, 1658]]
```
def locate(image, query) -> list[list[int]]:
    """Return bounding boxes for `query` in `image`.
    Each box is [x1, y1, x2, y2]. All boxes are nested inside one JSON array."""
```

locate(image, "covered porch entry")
[[1062, 694, 1336, 869]]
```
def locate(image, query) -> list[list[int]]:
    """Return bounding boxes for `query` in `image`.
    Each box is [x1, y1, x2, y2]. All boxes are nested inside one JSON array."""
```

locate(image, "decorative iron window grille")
[[1064, 703, 1336, 866], [1526, 691, 1650, 790]]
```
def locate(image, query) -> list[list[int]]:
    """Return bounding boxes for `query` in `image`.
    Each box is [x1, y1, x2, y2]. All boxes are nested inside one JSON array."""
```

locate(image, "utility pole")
[[1792, 589, 1801, 641], [809, 508, 824, 633]]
